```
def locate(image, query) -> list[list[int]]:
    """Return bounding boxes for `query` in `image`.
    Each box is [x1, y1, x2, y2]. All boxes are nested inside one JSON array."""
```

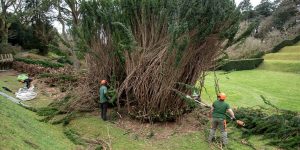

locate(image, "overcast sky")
[[235, 0, 262, 7]]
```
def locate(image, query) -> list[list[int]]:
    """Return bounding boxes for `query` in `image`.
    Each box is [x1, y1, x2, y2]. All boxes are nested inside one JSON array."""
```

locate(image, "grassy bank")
[[0, 97, 76, 149]]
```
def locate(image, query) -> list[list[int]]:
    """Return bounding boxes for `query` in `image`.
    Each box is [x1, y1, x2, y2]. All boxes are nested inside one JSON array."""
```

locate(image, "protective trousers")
[[100, 102, 108, 121], [208, 118, 228, 145]]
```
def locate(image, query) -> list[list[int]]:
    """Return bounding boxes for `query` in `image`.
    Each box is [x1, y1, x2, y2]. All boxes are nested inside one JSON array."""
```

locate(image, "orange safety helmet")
[[218, 92, 226, 100], [100, 80, 107, 85]]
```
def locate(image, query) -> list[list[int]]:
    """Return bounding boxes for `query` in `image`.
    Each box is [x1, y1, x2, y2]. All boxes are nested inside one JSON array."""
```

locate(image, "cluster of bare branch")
[[67, 0, 239, 121]]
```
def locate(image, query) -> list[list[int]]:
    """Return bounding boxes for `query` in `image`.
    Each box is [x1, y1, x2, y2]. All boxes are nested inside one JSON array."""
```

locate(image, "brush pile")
[[236, 107, 300, 149]]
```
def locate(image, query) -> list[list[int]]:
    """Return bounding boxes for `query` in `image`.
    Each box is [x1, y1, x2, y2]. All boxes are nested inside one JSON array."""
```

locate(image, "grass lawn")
[[0, 96, 76, 150], [202, 70, 300, 111], [258, 60, 300, 73], [258, 44, 300, 73]]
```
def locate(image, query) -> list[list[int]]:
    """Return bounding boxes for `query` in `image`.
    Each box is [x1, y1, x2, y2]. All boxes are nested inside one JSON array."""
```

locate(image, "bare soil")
[[0, 69, 18, 77]]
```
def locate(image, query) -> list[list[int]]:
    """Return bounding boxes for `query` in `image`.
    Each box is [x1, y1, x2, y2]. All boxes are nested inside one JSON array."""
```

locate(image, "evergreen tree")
[[272, 0, 298, 30], [255, 0, 274, 17], [238, 0, 255, 20], [74, 0, 240, 121]]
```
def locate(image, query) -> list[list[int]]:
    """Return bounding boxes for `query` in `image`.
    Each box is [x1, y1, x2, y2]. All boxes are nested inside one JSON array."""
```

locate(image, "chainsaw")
[[225, 113, 245, 127]]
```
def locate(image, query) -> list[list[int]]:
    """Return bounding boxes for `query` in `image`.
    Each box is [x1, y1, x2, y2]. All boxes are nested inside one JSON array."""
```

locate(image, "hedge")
[[272, 34, 300, 53], [57, 57, 73, 65], [220, 58, 264, 71], [15, 57, 64, 68]]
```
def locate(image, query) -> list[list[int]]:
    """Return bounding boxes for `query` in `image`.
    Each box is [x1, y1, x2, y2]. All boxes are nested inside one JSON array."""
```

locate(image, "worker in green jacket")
[[99, 80, 109, 121], [208, 92, 236, 145]]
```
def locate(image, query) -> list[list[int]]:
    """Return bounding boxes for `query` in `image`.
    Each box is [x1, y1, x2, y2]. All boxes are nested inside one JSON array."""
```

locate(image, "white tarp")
[[15, 86, 37, 101]]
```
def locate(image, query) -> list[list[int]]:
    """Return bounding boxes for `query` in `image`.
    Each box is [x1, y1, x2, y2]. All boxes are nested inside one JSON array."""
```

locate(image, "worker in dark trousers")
[[23, 78, 33, 89], [18, 74, 32, 89], [99, 80, 109, 121], [208, 92, 236, 145]]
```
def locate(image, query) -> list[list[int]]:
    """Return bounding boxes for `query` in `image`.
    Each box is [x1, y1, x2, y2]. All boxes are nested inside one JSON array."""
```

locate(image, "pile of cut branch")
[[235, 97, 300, 149]]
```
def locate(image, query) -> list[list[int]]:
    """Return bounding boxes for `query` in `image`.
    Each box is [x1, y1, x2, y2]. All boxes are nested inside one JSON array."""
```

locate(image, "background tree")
[[23, 0, 56, 55], [272, 0, 298, 30], [0, 0, 15, 45], [238, 0, 255, 20], [53, 0, 81, 69], [255, 0, 274, 17]]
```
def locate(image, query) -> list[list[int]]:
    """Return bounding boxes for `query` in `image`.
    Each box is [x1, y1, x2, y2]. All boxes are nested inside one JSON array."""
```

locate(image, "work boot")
[[208, 129, 216, 143], [221, 131, 228, 145]]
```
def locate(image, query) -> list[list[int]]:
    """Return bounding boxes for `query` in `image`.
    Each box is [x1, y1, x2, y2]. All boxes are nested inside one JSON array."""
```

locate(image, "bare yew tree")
[[68, 0, 240, 121]]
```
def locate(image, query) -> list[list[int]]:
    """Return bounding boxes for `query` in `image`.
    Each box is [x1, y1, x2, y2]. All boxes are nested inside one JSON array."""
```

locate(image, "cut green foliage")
[[15, 57, 64, 68], [36, 107, 59, 116], [54, 112, 78, 126], [235, 106, 300, 149], [49, 95, 72, 108], [220, 58, 264, 71], [63, 128, 86, 145]]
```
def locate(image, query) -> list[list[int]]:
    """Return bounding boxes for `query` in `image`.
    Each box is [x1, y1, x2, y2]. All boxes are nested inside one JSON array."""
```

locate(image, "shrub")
[[220, 58, 264, 71], [248, 51, 265, 59], [57, 57, 73, 65], [272, 34, 300, 53], [0, 43, 22, 55], [38, 73, 77, 82], [15, 57, 64, 68]]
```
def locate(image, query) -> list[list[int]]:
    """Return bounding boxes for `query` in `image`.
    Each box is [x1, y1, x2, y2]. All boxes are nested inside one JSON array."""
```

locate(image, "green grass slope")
[[258, 44, 300, 73], [0, 96, 76, 149], [202, 70, 300, 111]]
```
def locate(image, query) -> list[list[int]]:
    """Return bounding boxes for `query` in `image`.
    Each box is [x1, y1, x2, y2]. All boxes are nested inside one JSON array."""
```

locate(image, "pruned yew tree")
[[68, 0, 240, 121]]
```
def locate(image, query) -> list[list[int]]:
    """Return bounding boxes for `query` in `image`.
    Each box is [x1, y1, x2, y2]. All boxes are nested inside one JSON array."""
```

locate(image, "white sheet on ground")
[[15, 86, 37, 101]]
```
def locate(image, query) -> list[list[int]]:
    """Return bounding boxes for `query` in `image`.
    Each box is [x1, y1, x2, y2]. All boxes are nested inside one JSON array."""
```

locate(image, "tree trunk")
[[70, 49, 80, 70], [0, 0, 8, 45]]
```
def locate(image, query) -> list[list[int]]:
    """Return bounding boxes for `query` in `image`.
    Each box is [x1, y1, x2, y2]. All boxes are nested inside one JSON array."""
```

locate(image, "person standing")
[[208, 92, 236, 145], [99, 80, 109, 121]]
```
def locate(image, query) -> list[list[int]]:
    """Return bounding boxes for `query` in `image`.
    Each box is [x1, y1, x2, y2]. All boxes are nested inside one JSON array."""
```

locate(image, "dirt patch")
[[111, 111, 205, 140], [35, 79, 67, 100], [0, 70, 18, 77], [89, 106, 210, 141]]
